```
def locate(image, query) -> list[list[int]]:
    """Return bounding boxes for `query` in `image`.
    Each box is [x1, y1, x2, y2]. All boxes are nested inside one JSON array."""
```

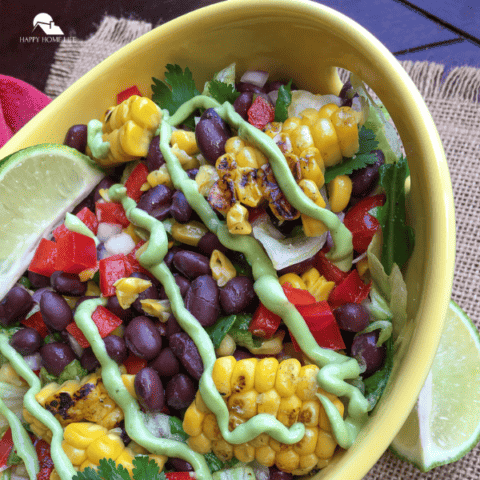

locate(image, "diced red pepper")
[[315, 251, 350, 285], [123, 354, 148, 374], [282, 284, 316, 306], [35, 439, 54, 480], [124, 240, 151, 276], [66, 306, 122, 348], [55, 231, 97, 274], [96, 202, 130, 228], [53, 207, 99, 241], [28, 239, 57, 277], [247, 96, 275, 129], [117, 85, 142, 104], [0, 428, 13, 472], [291, 301, 345, 351], [99, 254, 131, 297], [328, 269, 371, 309], [165, 473, 194, 480], [343, 194, 386, 253], [21, 311, 49, 338], [124, 163, 149, 203], [249, 303, 281, 339]]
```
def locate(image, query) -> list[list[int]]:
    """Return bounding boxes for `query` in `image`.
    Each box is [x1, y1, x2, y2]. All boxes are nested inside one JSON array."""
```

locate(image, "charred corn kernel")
[[187, 433, 212, 455], [114, 277, 151, 309], [256, 445, 276, 467], [170, 130, 198, 155], [298, 179, 328, 237], [296, 365, 320, 401], [298, 149, 324, 188], [210, 250, 236, 287], [231, 358, 258, 393], [195, 391, 211, 413], [216, 153, 237, 177], [276, 448, 300, 473], [318, 103, 340, 120], [225, 136, 246, 154], [34, 382, 60, 406], [227, 203, 252, 235], [282, 117, 302, 134], [294, 427, 319, 455], [315, 430, 337, 459], [228, 390, 258, 419], [203, 413, 222, 441], [257, 389, 281, 417], [196, 165, 219, 197], [250, 433, 270, 448], [236, 146, 259, 168], [183, 403, 206, 437], [290, 125, 315, 156], [85, 281, 101, 297], [328, 175, 352, 212], [147, 165, 173, 188], [248, 330, 285, 355], [212, 356, 236, 397], [276, 358, 302, 397], [212, 439, 234, 462], [215, 334, 236, 357], [319, 397, 345, 432], [330, 107, 359, 158], [228, 414, 245, 432], [234, 443, 255, 463], [140, 299, 170, 322], [275, 133, 293, 154], [123, 223, 142, 244], [171, 220, 209, 247], [356, 256, 369, 277], [298, 400, 321, 427], [278, 273, 307, 290], [234, 167, 263, 207], [301, 268, 335, 302], [302, 146, 325, 173], [299, 108, 321, 126], [311, 118, 342, 167], [263, 122, 282, 139], [255, 358, 279, 393], [0, 363, 26, 387], [277, 395, 302, 427]]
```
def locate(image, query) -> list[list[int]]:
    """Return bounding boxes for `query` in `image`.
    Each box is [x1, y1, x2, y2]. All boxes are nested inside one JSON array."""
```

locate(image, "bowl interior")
[[0, 1, 455, 478]]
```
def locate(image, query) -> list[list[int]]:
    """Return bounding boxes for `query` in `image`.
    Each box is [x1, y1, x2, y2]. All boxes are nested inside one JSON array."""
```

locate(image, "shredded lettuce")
[[360, 320, 392, 347], [39, 359, 87, 387], [0, 381, 28, 432]]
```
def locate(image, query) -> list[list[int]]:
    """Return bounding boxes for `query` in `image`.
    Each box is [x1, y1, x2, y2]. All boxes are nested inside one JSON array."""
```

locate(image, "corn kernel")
[[290, 125, 315, 156], [215, 334, 236, 357], [226, 203, 252, 235], [62, 441, 87, 466], [298, 400, 322, 427], [212, 356, 236, 397], [255, 445, 276, 467], [203, 413, 222, 441], [171, 130, 199, 155], [317, 103, 340, 119], [147, 165, 173, 189], [278, 273, 307, 290], [276, 358, 302, 397], [356, 256, 369, 277], [263, 122, 283, 139], [86, 433, 124, 464], [225, 136, 246, 154], [296, 364, 320, 401], [171, 221, 209, 247], [196, 165, 219, 197], [187, 433, 212, 455], [293, 427, 319, 455], [330, 107, 359, 158], [257, 389, 281, 417], [183, 403, 206, 437], [236, 146, 259, 168], [228, 390, 258, 419], [277, 395, 302, 427], [231, 358, 258, 394], [234, 443, 255, 463], [255, 358, 279, 393], [299, 108, 321, 126], [328, 175, 352, 213], [212, 439, 234, 462], [315, 430, 337, 459], [275, 448, 300, 473], [311, 118, 342, 167], [282, 117, 302, 134]]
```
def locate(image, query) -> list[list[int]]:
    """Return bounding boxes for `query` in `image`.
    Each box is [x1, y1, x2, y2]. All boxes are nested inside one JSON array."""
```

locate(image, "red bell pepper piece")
[[291, 301, 345, 351], [247, 206, 266, 224], [314, 251, 350, 285], [282, 284, 316, 306], [343, 194, 385, 253], [0, 428, 13, 472], [328, 269, 371, 309], [99, 254, 131, 297], [124, 163, 149, 203], [53, 207, 99, 241], [66, 306, 122, 348], [165, 473, 194, 480], [123, 353, 148, 375], [21, 311, 49, 338], [28, 239, 57, 277], [95, 202, 130, 228], [249, 303, 281, 339], [55, 231, 97, 274], [35, 439, 54, 480], [247, 96, 275, 129], [117, 85, 142, 104]]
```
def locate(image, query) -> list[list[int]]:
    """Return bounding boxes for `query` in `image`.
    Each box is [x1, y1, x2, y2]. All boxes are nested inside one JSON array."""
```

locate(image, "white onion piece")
[[268, 89, 279, 106], [240, 69, 269, 88], [97, 222, 123, 242], [105, 232, 136, 256], [68, 334, 84, 358], [23, 353, 42, 371], [352, 250, 368, 264]]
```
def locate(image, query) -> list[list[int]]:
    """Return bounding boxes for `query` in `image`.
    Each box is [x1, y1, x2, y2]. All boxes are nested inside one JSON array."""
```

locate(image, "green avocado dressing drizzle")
[[0, 395, 39, 479], [73, 297, 212, 480], [87, 119, 109, 160], [0, 334, 76, 480]]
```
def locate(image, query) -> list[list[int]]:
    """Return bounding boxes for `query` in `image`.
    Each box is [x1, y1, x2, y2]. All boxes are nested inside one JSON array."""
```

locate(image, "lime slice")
[[0, 144, 105, 297], [390, 300, 480, 471]]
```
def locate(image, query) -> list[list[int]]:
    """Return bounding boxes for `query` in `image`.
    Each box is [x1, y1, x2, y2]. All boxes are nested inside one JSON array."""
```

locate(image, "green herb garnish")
[[274, 80, 292, 122], [208, 80, 240, 105]]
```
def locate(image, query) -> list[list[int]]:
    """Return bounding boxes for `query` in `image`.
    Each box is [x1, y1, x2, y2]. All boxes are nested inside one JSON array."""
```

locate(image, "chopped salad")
[[0, 63, 413, 480]]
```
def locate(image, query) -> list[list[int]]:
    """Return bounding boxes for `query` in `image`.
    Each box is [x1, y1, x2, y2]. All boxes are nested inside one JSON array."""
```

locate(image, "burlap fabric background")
[[45, 16, 480, 480]]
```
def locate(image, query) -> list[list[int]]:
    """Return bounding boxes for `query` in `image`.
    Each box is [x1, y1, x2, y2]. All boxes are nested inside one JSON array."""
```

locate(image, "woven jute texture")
[[45, 16, 480, 480]]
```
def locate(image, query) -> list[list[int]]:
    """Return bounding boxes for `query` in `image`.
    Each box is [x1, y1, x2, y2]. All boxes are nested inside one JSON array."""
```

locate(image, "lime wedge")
[[0, 144, 104, 297], [390, 300, 480, 471]]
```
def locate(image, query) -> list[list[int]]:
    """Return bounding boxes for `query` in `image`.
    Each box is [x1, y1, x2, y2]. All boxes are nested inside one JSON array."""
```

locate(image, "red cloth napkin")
[[0, 75, 51, 148]]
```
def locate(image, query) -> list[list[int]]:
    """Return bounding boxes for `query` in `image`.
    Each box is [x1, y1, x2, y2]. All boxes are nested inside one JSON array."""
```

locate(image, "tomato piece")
[[247, 96, 275, 129], [35, 439, 54, 480]]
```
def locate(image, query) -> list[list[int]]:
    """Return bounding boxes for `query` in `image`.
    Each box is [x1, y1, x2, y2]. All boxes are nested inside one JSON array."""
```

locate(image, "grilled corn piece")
[[183, 357, 344, 474]]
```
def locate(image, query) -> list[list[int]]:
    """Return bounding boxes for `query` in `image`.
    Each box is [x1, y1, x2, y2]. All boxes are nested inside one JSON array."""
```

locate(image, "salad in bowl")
[[0, 60, 414, 480]]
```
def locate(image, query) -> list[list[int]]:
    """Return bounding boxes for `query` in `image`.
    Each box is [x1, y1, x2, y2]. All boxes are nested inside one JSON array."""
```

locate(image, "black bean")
[[10, 328, 43, 355], [93, 177, 115, 203], [200, 108, 231, 137], [269, 467, 293, 480], [31, 287, 52, 305], [277, 256, 316, 277], [163, 247, 181, 270], [146, 136, 165, 172], [159, 274, 190, 300], [168, 458, 194, 472], [169, 332, 204, 380], [40, 291, 73, 331], [185, 168, 199, 180], [72, 196, 95, 215], [165, 315, 182, 337], [40, 342, 77, 376], [233, 348, 252, 361], [103, 335, 128, 364], [134, 367, 165, 412], [80, 348, 100, 372], [333, 303, 371, 332], [185, 275, 220, 327], [106, 296, 135, 323], [125, 316, 163, 360], [350, 150, 385, 198], [51, 272, 87, 297], [351, 331, 386, 377], [149, 348, 180, 377], [64, 124, 88, 153], [197, 232, 228, 257], [130, 271, 161, 288], [171, 191, 192, 223], [264, 80, 296, 93], [339, 80, 358, 107], [195, 110, 231, 165], [151, 204, 171, 222], [137, 185, 172, 215], [165, 373, 196, 410], [235, 82, 265, 94], [131, 277, 159, 314], [233, 92, 254, 120], [173, 251, 210, 279], [0, 285, 34, 326], [220, 277, 256, 314], [27, 271, 51, 289]]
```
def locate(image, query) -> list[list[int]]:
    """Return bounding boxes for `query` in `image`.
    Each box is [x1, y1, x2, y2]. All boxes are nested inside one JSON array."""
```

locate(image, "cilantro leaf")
[[169, 416, 188, 441], [208, 80, 240, 104], [73, 466, 103, 480], [205, 315, 238, 348], [97, 458, 131, 480], [274, 80, 292, 122], [132, 456, 166, 480], [370, 156, 415, 275], [151, 64, 200, 115], [204, 452, 240, 473], [228, 314, 262, 349], [324, 127, 379, 183]]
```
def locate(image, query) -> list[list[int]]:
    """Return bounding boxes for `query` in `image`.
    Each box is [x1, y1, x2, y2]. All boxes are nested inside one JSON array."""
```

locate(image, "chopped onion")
[[240, 70, 269, 88], [68, 333, 84, 358], [97, 222, 123, 242], [268, 89, 279, 106], [23, 353, 42, 371], [104, 232, 135, 256]]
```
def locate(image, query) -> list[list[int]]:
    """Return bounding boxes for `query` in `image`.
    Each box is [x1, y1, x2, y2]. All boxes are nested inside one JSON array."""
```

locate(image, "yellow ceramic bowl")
[[0, 0, 455, 478]]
